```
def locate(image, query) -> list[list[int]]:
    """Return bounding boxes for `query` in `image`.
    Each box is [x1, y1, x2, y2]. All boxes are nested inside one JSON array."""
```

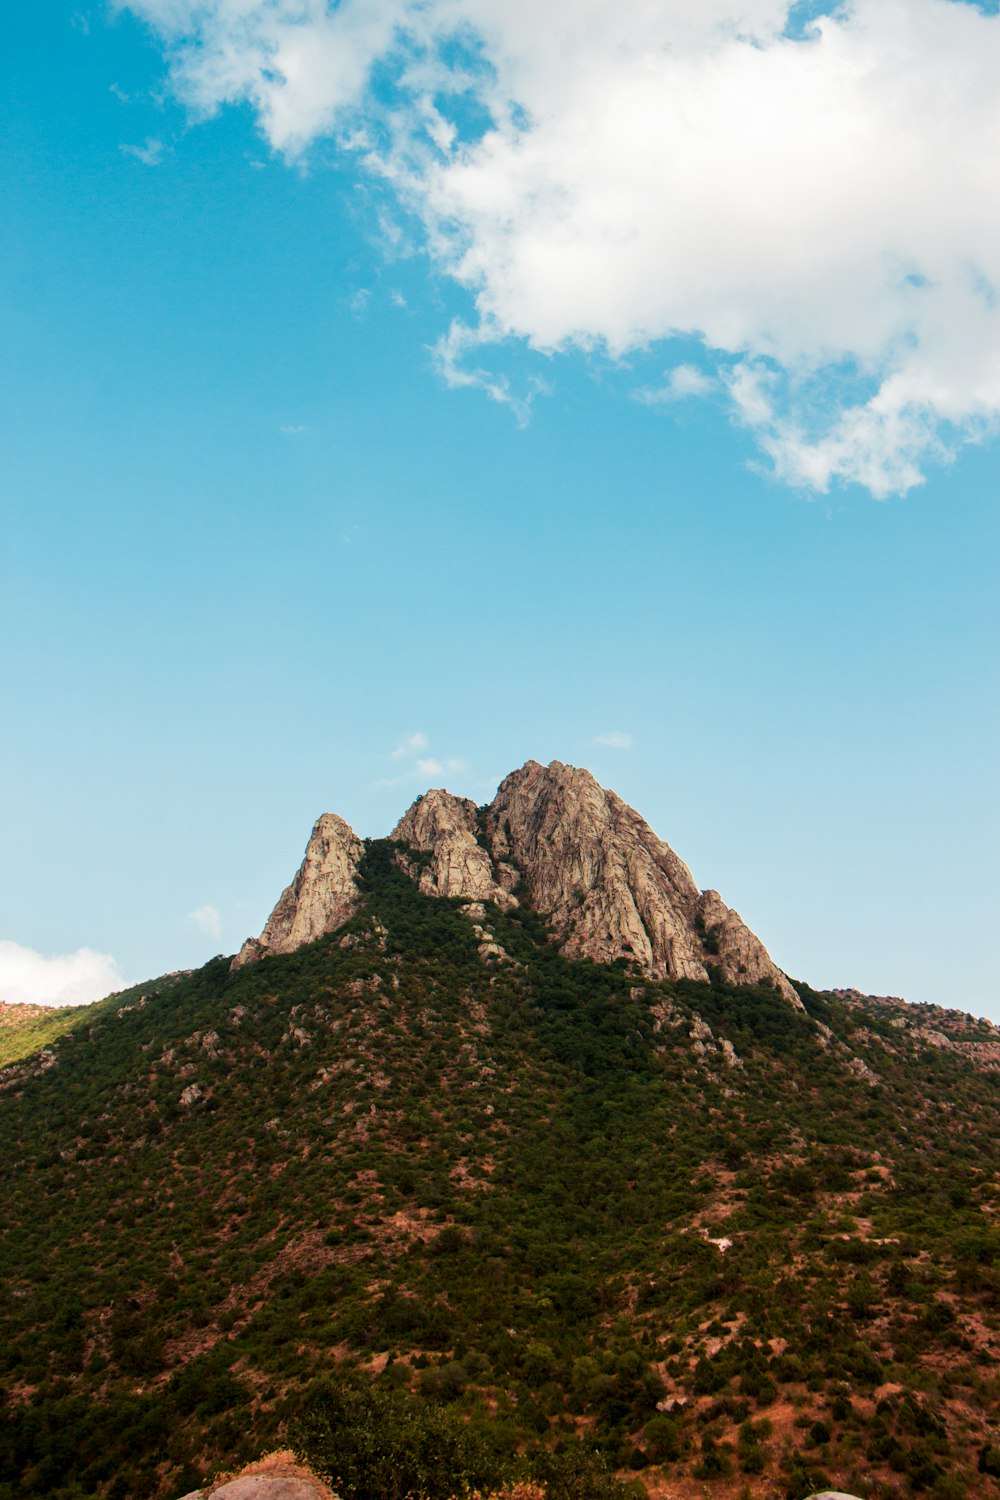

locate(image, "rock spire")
[[232, 814, 363, 968]]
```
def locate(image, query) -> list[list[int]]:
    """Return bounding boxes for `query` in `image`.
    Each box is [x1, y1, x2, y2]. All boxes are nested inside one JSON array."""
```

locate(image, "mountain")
[[1, 765, 998, 1500], [235, 760, 800, 1005]]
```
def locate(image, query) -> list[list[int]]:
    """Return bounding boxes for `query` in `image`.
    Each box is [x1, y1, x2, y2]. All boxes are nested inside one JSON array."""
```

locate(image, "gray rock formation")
[[234, 760, 799, 1005], [487, 760, 709, 980], [483, 761, 799, 1004], [232, 813, 363, 968], [391, 789, 516, 909], [695, 887, 800, 1006]]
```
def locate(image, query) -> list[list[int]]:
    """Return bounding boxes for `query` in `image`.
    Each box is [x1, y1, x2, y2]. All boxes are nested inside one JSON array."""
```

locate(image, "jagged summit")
[[391, 789, 517, 909], [234, 760, 799, 1004]]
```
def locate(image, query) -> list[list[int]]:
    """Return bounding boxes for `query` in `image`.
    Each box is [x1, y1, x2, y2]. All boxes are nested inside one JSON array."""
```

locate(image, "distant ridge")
[[235, 759, 798, 1004]]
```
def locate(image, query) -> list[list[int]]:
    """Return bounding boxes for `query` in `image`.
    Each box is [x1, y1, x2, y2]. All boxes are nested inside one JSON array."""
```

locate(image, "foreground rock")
[[235, 760, 799, 1004], [179, 1454, 334, 1499]]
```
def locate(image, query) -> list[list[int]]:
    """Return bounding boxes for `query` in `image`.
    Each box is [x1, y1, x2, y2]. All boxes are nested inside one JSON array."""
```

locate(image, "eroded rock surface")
[[696, 888, 801, 1007], [487, 760, 710, 981], [391, 789, 515, 909], [232, 814, 363, 969], [486, 761, 799, 1003]]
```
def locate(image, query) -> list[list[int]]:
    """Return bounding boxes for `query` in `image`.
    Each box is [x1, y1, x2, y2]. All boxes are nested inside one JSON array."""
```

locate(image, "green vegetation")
[[0, 840, 998, 1499], [0, 1001, 103, 1069]]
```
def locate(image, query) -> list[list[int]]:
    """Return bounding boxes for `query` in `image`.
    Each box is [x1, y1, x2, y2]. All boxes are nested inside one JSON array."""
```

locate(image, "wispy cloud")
[[377, 734, 466, 787], [594, 731, 633, 750], [279, 423, 306, 434], [0, 940, 124, 1008], [120, 137, 166, 167], [109, 82, 131, 103], [431, 320, 549, 428], [416, 756, 466, 777], [187, 904, 222, 940], [392, 731, 429, 759]]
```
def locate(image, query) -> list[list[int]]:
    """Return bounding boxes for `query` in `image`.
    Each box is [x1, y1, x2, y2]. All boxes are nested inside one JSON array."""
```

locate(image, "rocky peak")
[[232, 813, 363, 968], [486, 759, 706, 978], [391, 789, 517, 909], [486, 761, 799, 1004], [233, 761, 799, 1005]]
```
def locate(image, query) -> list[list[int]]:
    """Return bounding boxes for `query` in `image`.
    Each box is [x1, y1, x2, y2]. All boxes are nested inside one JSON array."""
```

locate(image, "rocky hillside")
[[235, 761, 799, 1004], [1, 775, 998, 1500]]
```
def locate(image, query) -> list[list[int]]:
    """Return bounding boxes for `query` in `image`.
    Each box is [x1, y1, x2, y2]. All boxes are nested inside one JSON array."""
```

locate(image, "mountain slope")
[[1, 836, 998, 1500]]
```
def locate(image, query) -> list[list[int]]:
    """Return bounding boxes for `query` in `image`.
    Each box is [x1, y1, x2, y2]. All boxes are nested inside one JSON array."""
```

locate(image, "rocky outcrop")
[[485, 761, 800, 1004], [695, 888, 801, 1006], [390, 789, 517, 909], [178, 1453, 335, 1498], [487, 760, 710, 981], [232, 814, 363, 968], [233, 760, 799, 1004]]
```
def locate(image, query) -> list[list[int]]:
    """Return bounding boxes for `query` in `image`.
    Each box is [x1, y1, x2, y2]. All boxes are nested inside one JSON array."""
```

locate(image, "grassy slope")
[[0, 842, 998, 1500], [0, 1001, 101, 1069]]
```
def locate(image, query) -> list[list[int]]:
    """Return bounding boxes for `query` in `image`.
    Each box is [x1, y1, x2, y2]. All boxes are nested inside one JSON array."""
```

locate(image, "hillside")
[[0, 1001, 102, 1070], [1, 785, 998, 1500]]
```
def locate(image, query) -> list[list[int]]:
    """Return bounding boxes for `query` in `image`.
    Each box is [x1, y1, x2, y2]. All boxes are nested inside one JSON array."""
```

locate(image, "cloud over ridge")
[[0, 941, 125, 1008], [118, 0, 1000, 494]]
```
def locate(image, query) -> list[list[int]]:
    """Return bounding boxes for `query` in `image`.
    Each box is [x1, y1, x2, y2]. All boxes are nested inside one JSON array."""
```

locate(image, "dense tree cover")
[[0, 840, 997, 1499]]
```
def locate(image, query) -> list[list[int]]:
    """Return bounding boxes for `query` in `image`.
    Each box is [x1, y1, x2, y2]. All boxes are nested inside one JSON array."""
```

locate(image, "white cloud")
[[392, 730, 429, 758], [635, 365, 716, 405], [280, 422, 306, 434], [416, 755, 466, 777], [120, 136, 167, 166], [594, 731, 633, 749], [377, 737, 466, 785], [0, 941, 125, 1008], [432, 319, 548, 425], [116, 0, 1000, 494], [187, 904, 222, 939]]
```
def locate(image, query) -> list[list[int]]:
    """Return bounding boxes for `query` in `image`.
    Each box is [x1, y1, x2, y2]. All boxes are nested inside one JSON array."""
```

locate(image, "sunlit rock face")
[[484, 761, 799, 1004], [391, 789, 517, 909], [231, 814, 363, 969], [234, 760, 799, 1006]]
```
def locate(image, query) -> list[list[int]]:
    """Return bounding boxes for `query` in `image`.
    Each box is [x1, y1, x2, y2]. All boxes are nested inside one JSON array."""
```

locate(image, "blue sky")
[[2, 0, 998, 1018]]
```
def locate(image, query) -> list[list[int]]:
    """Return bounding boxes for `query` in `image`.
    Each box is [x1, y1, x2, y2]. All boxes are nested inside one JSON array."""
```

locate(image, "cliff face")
[[232, 814, 364, 968], [484, 761, 799, 1005], [487, 760, 710, 982], [234, 761, 798, 1005]]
